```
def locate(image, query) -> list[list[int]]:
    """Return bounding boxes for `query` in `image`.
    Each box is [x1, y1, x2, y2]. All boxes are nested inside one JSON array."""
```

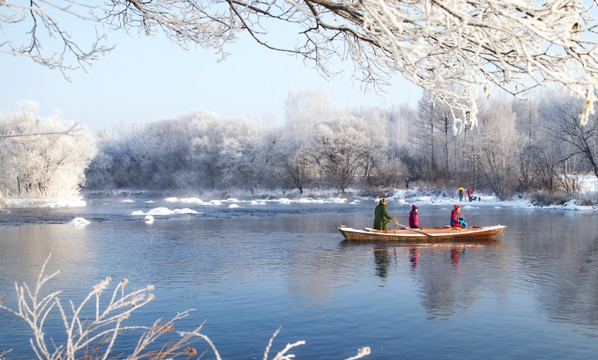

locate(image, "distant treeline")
[[2, 90, 598, 200]]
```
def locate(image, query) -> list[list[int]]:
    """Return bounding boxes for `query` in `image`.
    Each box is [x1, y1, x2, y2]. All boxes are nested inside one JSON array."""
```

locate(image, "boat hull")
[[338, 225, 506, 243]]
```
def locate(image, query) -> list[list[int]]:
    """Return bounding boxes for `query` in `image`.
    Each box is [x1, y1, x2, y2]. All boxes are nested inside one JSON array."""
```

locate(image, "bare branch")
[[4, 0, 598, 125], [0, 122, 83, 139]]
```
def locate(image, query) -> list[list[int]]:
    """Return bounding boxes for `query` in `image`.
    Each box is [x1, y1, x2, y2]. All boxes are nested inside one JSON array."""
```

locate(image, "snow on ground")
[[3, 197, 87, 208], [578, 174, 598, 192], [2, 176, 598, 213], [126, 182, 597, 218]]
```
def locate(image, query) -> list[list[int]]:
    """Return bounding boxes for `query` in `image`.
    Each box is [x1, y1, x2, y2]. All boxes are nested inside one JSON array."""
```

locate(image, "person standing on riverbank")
[[374, 198, 393, 230], [466, 186, 473, 201]]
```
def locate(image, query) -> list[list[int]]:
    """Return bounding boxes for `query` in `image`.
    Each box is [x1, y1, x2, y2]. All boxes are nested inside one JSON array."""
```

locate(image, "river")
[[1, 197, 598, 359]]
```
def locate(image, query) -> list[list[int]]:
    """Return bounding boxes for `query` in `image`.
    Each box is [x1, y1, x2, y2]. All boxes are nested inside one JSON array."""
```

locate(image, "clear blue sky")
[[2, 28, 423, 132]]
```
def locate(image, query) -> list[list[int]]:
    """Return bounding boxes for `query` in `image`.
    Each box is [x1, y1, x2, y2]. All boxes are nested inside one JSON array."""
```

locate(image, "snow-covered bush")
[[0, 105, 97, 198]]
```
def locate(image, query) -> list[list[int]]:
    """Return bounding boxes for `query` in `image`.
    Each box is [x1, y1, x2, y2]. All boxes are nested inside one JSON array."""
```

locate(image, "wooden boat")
[[338, 224, 506, 243]]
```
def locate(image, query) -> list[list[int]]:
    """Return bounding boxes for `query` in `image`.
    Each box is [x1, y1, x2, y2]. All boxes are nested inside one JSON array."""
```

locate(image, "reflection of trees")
[[414, 249, 483, 319], [0, 224, 93, 290], [518, 220, 598, 328], [567, 238, 598, 326]]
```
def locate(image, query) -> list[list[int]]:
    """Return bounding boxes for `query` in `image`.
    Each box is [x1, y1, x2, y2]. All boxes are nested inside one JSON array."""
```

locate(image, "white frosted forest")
[[2, 89, 598, 205], [4, 1, 598, 206]]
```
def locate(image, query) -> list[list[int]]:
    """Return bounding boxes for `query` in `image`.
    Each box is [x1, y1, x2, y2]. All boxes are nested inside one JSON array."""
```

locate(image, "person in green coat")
[[374, 198, 393, 230]]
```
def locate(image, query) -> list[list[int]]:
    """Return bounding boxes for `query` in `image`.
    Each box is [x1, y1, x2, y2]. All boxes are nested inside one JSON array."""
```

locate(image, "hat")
[[412, 205, 417, 210], [454, 204, 460, 209]]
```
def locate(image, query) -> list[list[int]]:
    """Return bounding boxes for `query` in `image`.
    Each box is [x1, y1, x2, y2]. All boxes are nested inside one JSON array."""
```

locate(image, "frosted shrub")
[[0, 255, 370, 359]]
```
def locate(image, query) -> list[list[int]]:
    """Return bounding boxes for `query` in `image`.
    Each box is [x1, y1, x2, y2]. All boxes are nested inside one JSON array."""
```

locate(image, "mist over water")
[[1, 199, 598, 359]]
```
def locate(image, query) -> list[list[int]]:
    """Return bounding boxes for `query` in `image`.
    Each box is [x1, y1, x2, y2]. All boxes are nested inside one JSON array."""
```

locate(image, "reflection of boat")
[[338, 224, 506, 243]]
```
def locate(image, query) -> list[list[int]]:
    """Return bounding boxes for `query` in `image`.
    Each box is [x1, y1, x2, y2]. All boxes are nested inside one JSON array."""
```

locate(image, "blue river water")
[[1, 198, 598, 359]]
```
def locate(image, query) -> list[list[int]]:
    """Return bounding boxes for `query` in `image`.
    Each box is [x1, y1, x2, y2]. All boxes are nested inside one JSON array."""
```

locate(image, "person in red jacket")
[[450, 205, 468, 228], [466, 186, 473, 201], [409, 205, 421, 229]]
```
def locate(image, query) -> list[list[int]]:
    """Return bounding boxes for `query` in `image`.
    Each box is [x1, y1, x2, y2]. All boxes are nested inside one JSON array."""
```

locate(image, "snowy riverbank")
[[2, 181, 598, 212]]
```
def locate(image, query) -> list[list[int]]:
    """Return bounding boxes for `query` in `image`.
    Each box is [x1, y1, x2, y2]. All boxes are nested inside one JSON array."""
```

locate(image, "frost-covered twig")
[[263, 326, 306, 360], [176, 324, 223, 360], [0, 254, 61, 359], [53, 275, 155, 359], [128, 310, 202, 359], [345, 347, 372, 360], [0, 254, 156, 359]]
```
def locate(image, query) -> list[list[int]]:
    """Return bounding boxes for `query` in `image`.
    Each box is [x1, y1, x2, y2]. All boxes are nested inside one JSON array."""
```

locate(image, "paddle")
[[395, 221, 433, 237]]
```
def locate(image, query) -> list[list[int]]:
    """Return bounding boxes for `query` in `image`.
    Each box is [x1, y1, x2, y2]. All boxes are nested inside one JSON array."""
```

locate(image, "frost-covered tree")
[[284, 89, 335, 141], [217, 118, 269, 192], [348, 106, 410, 188], [186, 115, 229, 190], [381, 105, 416, 187], [87, 111, 281, 192], [416, 91, 443, 176], [310, 116, 375, 192], [281, 147, 314, 194], [86, 125, 150, 190], [469, 99, 518, 200], [4, 1, 598, 125], [0, 106, 97, 198], [415, 91, 464, 179], [281, 90, 335, 193], [542, 94, 598, 180], [84, 151, 115, 190], [512, 98, 542, 191], [140, 119, 198, 189]]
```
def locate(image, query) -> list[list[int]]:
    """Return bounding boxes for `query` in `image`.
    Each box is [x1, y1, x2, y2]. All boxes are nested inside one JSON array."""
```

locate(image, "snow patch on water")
[[132, 207, 198, 216], [71, 217, 90, 227]]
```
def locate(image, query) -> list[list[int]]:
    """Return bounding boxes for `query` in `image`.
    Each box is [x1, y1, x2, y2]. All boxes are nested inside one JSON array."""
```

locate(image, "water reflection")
[[450, 248, 466, 266], [3, 205, 598, 359], [409, 248, 419, 272], [373, 247, 391, 278], [364, 240, 502, 275], [517, 230, 598, 328], [342, 217, 598, 328], [0, 224, 94, 286], [365, 240, 503, 318]]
